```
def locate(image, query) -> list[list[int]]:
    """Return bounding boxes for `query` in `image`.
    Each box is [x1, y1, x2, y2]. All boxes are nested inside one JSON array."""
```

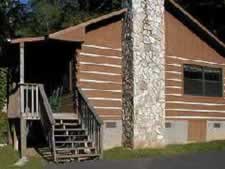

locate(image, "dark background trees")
[[1, 0, 225, 41], [17, 0, 122, 36], [176, 0, 225, 43]]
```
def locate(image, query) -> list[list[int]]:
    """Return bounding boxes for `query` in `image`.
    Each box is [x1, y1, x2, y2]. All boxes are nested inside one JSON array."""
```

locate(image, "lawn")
[[104, 140, 225, 160], [0, 145, 44, 169], [1, 141, 225, 168]]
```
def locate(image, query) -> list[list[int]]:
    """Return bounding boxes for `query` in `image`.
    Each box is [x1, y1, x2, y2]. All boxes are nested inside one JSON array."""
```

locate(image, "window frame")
[[183, 64, 223, 97]]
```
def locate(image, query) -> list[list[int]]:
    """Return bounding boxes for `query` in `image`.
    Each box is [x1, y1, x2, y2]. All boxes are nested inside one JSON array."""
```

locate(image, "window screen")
[[184, 65, 223, 97]]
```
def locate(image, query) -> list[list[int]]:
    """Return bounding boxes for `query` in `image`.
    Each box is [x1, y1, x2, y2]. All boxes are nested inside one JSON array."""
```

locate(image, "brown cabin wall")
[[76, 19, 122, 120], [74, 10, 225, 144], [165, 11, 225, 119], [165, 11, 225, 142]]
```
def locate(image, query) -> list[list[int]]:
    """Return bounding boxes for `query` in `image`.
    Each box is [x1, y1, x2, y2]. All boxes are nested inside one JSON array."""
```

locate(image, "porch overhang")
[[0, 35, 83, 68], [10, 35, 83, 44]]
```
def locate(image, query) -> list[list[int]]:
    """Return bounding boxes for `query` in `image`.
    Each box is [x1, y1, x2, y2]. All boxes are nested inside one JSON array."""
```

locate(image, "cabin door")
[[188, 120, 206, 142]]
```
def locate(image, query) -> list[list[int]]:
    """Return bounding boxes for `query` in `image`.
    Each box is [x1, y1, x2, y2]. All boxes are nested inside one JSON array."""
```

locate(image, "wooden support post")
[[20, 117, 26, 158], [20, 43, 25, 116], [69, 60, 73, 92], [20, 42, 25, 84], [12, 122, 19, 151]]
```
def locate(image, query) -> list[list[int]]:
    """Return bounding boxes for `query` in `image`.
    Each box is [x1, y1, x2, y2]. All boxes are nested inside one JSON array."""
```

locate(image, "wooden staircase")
[[19, 84, 103, 163], [53, 113, 100, 162]]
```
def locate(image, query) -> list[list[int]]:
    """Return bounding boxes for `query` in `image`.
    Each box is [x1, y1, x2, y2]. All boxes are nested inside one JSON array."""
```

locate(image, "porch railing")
[[76, 87, 103, 157], [20, 83, 40, 119], [20, 83, 56, 161]]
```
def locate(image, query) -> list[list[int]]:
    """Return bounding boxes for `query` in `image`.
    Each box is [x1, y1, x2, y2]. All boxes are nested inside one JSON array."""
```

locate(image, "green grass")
[[104, 140, 225, 160], [0, 145, 44, 169], [1, 141, 225, 168]]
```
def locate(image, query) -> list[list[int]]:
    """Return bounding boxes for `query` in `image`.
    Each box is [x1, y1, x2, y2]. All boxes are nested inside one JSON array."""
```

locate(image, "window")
[[184, 65, 223, 97], [214, 123, 221, 128], [105, 122, 117, 128], [165, 122, 172, 128]]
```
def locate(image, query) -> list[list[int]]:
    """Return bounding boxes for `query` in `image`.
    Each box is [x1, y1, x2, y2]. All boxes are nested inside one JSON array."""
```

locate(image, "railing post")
[[74, 87, 79, 115], [20, 117, 27, 158], [20, 85, 24, 116], [31, 85, 34, 117], [52, 125, 57, 162], [100, 125, 103, 159], [36, 85, 39, 116]]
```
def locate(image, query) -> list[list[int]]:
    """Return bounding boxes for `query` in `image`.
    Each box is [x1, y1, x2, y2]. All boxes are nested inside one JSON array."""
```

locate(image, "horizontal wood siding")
[[165, 11, 225, 121], [77, 19, 122, 120]]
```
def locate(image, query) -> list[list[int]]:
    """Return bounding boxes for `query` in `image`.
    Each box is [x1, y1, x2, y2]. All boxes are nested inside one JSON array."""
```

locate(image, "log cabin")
[[1, 0, 225, 162]]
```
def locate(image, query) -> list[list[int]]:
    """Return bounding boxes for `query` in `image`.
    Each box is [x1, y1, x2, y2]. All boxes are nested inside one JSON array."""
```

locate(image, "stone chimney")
[[122, 0, 165, 148]]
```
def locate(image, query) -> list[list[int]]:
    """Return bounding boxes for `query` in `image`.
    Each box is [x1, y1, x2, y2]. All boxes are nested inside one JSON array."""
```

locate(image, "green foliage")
[[49, 95, 61, 112], [0, 68, 7, 112], [175, 0, 225, 42], [17, 0, 122, 36], [104, 140, 225, 160], [0, 0, 27, 41], [0, 113, 8, 143]]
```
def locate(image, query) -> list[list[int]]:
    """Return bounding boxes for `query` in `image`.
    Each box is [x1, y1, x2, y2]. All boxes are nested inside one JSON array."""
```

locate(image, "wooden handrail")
[[77, 87, 103, 125], [38, 84, 55, 125], [19, 83, 56, 160], [76, 87, 103, 157], [38, 84, 56, 161]]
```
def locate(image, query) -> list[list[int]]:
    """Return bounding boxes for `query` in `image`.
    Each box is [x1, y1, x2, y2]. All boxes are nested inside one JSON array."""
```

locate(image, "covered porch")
[[6, 37, 81, 119], [2, 37, 81, 158], [0, 36, 103, 162]]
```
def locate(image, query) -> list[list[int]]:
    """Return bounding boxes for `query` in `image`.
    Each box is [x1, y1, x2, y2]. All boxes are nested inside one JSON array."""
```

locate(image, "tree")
[[17, 0, 122, 36], [0, 0, 25, 111], [0, 0, 26, 42], [0, 69, 6, 112], [176, 0, 225, 42]]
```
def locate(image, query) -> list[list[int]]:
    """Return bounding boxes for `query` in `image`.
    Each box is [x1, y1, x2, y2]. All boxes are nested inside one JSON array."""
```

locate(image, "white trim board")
[[79, 79, 122, 84], [81, 88, 122, 93], [80, 71, 121, 76], [167, 55, 225, 66], [166, 109, 225, 113], [94, 106, 122, 110], [80, 52, 121, 59], [166, 116, 225, 120], [83, 44, 122, 51], [166, 101, 225, 106], [79, 62, 121, 68]]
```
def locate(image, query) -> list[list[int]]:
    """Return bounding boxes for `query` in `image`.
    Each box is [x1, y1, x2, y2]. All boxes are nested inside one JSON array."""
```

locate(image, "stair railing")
[[19, 83, 56, 161], [75, 87, 103, 158], [38, 84, 56, 161]]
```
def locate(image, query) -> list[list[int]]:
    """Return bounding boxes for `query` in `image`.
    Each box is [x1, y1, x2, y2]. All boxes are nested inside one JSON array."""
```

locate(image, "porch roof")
[[10, 35, 83, 44]]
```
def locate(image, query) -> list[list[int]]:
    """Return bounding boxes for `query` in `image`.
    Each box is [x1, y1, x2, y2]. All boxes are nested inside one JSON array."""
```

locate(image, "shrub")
[[0, 68, 7, 112], [0, 112, 8, 144]]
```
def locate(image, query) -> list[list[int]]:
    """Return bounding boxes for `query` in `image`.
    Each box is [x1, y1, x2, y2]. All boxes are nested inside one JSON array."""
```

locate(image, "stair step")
[[55, 124, 81, 129], [55, 141, 93, 148], [54, 128, 84, 131], [54, 130, 86, 136], [55, 140, 91, 144], [53, 113, 78, 120], [55, 122, 80, 126], [54, 136, 88, 142], [56, 153, 100, 159], [56, 147, 95, 151], [54, 134, 87, 137]]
